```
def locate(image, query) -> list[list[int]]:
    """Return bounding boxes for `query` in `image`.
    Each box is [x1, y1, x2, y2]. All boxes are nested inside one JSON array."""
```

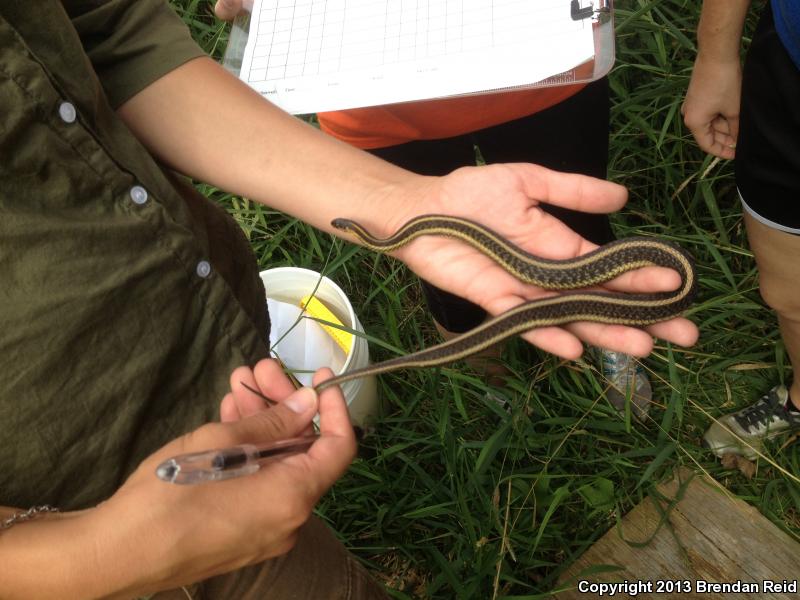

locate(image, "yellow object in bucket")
[[300, 295, 353, 355]]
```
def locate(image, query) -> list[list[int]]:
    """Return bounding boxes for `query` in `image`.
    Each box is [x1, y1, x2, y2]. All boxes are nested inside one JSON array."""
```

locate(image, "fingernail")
[[284, 388, 318, 414]]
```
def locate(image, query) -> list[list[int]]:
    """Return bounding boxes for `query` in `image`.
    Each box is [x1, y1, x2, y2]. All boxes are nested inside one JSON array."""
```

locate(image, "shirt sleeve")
[[63, 0, 206, 108]]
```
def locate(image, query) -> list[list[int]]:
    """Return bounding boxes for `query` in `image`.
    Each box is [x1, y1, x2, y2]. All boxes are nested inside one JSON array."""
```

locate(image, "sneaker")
[[597, 350, 652, 421], [703, 385, 800, 460]]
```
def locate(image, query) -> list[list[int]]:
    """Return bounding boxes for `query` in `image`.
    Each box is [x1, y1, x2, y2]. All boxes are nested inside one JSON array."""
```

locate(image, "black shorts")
[[736, 2, 800, 233]]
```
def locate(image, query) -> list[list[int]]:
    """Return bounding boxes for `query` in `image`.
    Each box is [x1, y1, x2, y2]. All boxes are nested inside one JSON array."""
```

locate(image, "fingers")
[[479, 292, 586, 359], [726, 115, 740, 145], [222, 366, 272, 422], [235, 367, 354, 498], [565, 322, 656, 357], [711, 114, 739, 141], [645, 317, 699, 347], [219, 393, 238, 422], [224, 386, 319, 445], [709, 116, 738, 159], [682, 57, 742, 160], [507, 163, 629, 214], [482, 280, 697, 359], [602, 265, 681, 294], [519, 326, 585, 360], [254, 368, 354, 503], [253, 360, 316, 436], [254, 359, 298, 400], [498, 216, 685, 298], [221, 360, 297, 422], [685, 113, 738, 159], [214, 0, 244, 21], [516, 318, 697, 360], [220, 359, 319, 445], [303, 368, 357, 493], [517, 316, 698, 361], [690, 121, 724, 157], [566, 316, 698, 356]]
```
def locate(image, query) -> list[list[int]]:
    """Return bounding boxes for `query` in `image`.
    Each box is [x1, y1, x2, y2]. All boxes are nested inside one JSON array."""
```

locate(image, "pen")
[[155, 434, 320, 485]]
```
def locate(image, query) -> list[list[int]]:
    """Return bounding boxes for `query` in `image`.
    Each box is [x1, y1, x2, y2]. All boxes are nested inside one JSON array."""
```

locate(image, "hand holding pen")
[[68, 360, 356, 595], [156, 434, 321, 484], [157, 368, 321, 484], [154, 360, 352, 485]]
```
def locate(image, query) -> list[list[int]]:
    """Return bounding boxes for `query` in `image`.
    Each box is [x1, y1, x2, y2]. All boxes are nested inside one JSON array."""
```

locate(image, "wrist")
[[0, 507, 110, 599], [384, 176, 434, 236], [379, 175, 440, 263], [344, 170, 433, 244], [84, 491, 179, 599]]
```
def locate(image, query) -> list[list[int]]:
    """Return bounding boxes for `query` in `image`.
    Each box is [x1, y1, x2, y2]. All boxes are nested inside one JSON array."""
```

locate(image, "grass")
[[171, 1, 800, 597]]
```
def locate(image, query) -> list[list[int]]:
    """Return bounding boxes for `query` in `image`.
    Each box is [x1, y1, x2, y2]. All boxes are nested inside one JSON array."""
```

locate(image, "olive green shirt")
[[1, 2, 270, 510]]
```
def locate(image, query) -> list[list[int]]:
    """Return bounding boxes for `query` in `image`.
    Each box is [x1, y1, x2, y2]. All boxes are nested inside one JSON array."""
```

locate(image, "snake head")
[[331, 218, 355, 232]]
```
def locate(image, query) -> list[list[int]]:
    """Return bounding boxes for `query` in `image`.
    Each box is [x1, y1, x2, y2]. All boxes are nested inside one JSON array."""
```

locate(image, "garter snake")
[[308, 214, 696, 392]]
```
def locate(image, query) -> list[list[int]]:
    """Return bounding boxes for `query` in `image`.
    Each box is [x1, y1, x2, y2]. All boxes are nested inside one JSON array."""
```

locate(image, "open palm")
[[386, 163, 699, 359]]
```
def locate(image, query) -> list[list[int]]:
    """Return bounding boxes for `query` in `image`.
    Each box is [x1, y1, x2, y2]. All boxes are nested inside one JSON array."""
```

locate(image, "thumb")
[[135, 387, 319, 479], [225, 386, 319, 444], [214, 0, 244, 21]]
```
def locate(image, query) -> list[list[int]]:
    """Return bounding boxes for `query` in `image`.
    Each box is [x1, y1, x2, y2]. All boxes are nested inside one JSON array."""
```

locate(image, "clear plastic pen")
[[155, 434, 320, 485]]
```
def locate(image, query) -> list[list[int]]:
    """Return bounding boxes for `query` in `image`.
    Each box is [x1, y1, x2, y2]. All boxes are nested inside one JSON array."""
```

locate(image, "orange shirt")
[[318, 83, 586, 149]]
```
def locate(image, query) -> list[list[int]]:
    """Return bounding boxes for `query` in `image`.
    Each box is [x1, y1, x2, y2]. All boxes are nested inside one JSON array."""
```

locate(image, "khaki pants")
[[155, 516, 389, 599], [744, 212, 800, 403]]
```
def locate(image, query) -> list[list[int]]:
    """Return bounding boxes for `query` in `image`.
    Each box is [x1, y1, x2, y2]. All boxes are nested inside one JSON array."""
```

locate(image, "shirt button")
[[196, 260, 212, 278], [129, 185, 148, 205], [58, 101, 77, 124]]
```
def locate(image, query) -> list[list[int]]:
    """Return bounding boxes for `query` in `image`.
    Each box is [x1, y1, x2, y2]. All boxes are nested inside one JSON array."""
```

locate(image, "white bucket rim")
[[259, 267, 359, 374]]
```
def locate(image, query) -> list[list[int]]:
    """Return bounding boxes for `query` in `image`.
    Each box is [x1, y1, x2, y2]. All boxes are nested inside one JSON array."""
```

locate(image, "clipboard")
[[535, 0, 614, 88], [223, 0, 615, 114]]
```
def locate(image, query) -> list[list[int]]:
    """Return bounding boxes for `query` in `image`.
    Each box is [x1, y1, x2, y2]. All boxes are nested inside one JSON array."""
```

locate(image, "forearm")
[[117, 57, 424, 238], [0, 507, 110, 599], [696, 0, 752, 62], [0, 504, 163, 599]]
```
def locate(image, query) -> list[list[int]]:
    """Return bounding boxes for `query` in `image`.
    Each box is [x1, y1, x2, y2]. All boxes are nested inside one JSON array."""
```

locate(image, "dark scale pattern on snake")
[[314, 215, 696, 391]]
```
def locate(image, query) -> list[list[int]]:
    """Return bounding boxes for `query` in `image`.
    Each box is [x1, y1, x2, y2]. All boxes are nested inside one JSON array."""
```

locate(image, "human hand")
[[367, 164, 699, 360], [214, 0, 250, 21], [682, 54, 742, 159], [83, 360, 354, 597]]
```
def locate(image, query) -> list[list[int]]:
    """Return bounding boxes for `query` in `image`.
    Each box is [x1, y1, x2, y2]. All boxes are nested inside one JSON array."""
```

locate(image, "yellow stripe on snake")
[[311, 215, 696, 392]]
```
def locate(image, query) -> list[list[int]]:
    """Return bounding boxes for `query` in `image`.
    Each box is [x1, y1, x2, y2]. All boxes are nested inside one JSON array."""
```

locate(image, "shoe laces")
[[734, 388, 800, 432]]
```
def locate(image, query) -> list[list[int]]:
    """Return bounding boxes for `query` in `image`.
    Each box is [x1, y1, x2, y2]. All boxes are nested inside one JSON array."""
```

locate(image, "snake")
[[304, 214, 697, 392]]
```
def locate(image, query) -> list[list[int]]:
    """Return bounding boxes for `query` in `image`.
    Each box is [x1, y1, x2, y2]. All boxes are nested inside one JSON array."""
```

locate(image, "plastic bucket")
[[259, 267, 379, 427]]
